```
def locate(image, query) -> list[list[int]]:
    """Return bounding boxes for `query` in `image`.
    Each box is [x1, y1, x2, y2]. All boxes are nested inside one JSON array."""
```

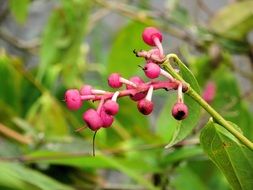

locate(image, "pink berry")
[[137, 99, 154, 115], [142, 27, 163, 46], [171, 103, 188, 120], [144, 63, 161, 79], [80, 85, 92, 95], [100, 108, 114, 128], [65, 89, 82, 110], [202, 81, 216, 104], [83, 109, 103, 131], [103, 100, 119, 115], [126, 76, 146, 101], [108, 73, 122, 88]]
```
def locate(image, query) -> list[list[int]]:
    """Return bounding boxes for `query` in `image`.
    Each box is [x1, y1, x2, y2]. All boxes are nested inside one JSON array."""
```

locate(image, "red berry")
[[142, 27, 163, 46], [80, 85, 92, 95], [144, 63, 161, 79], [126, 76, 147, 101], [83, 109, 103, 131], [137, 99, 154, 115], [171, 103, 188, 120], [103, 100, 119, 115], [100, 108, 114, 128], [108, 73, 122, 88], [65, 89, 82, 110]]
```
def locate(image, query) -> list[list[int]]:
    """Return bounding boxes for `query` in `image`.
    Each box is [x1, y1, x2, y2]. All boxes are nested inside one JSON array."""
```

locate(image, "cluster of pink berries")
[[64, 27, 189, 132]]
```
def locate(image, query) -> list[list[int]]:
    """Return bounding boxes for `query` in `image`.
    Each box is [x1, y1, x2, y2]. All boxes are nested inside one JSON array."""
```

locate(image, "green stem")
[[162, 54, 253, 151]]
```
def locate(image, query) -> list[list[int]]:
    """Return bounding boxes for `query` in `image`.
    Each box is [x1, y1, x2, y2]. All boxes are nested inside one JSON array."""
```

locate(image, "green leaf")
[[0, 162, 73, 190], [161, 146, 203, 166], [171, 165, 208, 190], [162, 58, 201, 147], [9, 0, 30, 23], [38, 0, 91, 87], [107, 22, 148, 77], [187, 54, 212, 87], [200, 119, 253, 190], [211, 64, 253, 140], [156, 93, 178, 142], [210, 1, 253, 40], [0, 52, 22, 113], [26, 93, 69, 137], [25, 152, 159, 190]]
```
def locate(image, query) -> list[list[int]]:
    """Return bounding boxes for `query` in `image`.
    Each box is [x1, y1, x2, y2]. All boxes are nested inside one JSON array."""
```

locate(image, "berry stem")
[[146, 85, 154, 101], [177, 83, 183, 103], [80, 95, 96, 100], [96, 98, 105, 114], [91, 81, 181, 101], [92, 131, 97, 157], [153, 37, 163, 57], [163, 53, 253, 151], [119, 77, 137, 87], [160, 69, 175, 81], [91, 89, 107, 94], [112, 91, 120, 101]]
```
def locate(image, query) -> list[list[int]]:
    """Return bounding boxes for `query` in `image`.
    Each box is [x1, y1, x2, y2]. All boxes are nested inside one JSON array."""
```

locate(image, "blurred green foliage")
[[0, 0, 253, 189]]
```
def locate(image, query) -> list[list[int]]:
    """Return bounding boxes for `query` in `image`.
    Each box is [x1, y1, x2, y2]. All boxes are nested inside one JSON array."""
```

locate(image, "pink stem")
[[91, 89, 107, 94], [96, 98, 105, 114], [119, 77, 137, 87], [153, 37, 164, 57], [160, 69, 175, 81], [112, 91, 120, 101], [80, 95, 96, 100], [88, 80, 185, 102]]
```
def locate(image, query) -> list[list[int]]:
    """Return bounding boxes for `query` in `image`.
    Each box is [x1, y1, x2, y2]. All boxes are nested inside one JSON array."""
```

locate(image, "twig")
[[196, 0, 214, 17], [163, 54, 253, 150], [87, 8, 110, 33], [0, 28, 40, 53], [0, 123, 32, 145]]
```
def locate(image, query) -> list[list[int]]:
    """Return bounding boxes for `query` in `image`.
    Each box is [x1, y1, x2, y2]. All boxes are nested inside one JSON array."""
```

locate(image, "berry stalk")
[[163, 53, 253, 151], [90, 80, 183, 102]]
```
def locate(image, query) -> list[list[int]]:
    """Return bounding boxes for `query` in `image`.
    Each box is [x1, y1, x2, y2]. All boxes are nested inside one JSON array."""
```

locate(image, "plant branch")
[[162, 54, 253, 151], [0, 123, 32, 145], [0, 28, 40, 53]]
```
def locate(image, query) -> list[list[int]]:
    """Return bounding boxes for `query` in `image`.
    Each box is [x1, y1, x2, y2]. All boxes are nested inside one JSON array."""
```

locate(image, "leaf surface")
[[200, 119, 253, 190]]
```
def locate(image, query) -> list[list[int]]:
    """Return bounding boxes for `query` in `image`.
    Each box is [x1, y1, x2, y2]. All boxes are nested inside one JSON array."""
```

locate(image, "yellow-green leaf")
[[210, 1, 253, 40]]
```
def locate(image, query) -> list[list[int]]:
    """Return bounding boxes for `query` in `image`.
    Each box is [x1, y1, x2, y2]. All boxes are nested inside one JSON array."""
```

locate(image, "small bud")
[[144, 62, 161, 79], [137, 85, 154, 115], [142, 27, 163, 46], [65, 89, 82, 110], [108, 73, 122, 88], [103, 100, 119, 115], [83, 109, 103, 131], [80, 85, 92, 95], [171, 103, 188, 120], [108, 73, 137, 88], [137, 99, 154, 115], [100, 108, 114, 128]]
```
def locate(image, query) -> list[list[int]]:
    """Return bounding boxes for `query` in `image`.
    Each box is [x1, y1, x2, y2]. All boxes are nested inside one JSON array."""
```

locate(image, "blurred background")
[[0, 0, 253, 189]]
